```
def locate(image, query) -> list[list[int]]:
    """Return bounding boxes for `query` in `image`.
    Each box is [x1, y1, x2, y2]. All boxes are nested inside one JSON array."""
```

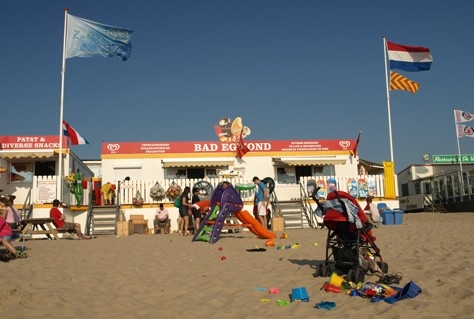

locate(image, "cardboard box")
[[271, 216, 284, 232], [116, 221, 133, 237]]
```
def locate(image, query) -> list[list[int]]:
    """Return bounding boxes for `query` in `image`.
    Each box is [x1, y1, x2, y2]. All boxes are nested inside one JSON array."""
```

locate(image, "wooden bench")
[[129, 214, 149, 234], [20, 218, 63, 240]]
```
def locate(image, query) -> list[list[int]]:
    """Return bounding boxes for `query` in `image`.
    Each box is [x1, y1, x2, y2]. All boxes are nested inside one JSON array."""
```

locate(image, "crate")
[[271, 216, 284, 232], [116, 221, 133, 237]]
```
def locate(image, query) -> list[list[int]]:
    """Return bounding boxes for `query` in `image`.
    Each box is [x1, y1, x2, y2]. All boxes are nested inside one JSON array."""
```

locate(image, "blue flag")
[[66, 13, 133, 61]]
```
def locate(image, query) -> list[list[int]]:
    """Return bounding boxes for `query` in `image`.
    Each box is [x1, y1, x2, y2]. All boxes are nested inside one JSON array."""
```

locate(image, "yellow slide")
[[234, 210, 277, 239]]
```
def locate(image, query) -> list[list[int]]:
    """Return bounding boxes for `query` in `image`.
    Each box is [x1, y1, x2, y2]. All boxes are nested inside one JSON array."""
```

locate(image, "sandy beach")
[[2, 212, 474, 319]]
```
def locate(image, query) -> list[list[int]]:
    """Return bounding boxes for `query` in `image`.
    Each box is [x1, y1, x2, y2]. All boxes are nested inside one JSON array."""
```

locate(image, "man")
[[253, 176, 269, 229], [154, 203, 171, 234], [50, 199, 91, 239]]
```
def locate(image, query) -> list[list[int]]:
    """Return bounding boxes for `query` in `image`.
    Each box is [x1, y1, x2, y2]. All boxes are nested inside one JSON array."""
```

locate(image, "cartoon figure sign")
[[358, 178, 368, 199], [367, 177, 377, 197], [327, 178, 337, 193], [214, 116, 251, 142], [316, 179, 327, 199], [347, 178, 358, 198]]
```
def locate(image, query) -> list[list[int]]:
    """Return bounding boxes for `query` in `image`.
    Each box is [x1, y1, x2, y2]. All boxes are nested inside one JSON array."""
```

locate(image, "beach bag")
[[174, 197, 181, 208]]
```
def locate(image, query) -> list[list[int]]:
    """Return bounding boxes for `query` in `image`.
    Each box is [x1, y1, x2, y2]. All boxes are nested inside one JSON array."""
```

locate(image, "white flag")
[[457, 124, 474, 138], [454, 109, 474, 123]]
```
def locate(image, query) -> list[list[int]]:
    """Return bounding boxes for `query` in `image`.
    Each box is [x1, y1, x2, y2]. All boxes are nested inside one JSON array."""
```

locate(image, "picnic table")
[[20, 218, 61, 240]]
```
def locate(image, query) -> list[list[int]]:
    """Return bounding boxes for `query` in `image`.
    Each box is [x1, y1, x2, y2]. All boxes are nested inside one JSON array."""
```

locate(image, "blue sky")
[[1, 1, 474, 173]]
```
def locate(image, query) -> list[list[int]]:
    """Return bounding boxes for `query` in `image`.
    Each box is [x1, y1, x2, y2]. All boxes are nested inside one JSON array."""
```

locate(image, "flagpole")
[[58, 8, 69, 201], [453, 108, 465, 195], [383, 37, 394, 163]]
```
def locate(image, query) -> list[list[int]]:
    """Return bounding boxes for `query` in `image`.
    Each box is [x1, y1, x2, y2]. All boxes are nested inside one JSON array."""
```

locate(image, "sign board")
[[432, 154, 474, 164], [37, 179, 57, 203]]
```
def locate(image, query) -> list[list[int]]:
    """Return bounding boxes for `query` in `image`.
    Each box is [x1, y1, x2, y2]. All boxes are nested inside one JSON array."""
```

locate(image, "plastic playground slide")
[[234, 210, 277, 239]]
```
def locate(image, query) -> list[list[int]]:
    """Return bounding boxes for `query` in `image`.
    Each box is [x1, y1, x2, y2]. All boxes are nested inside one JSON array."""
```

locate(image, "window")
[[187, 168, 205, 179], [35, 161, 56, 176], [10, 162, 34, 183]]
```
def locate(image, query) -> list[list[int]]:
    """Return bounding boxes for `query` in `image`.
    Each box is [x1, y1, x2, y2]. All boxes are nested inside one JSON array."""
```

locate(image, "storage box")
[[393, 209, 404, 225], [271, 216, 284, 232], [116, 221, 133, 237], [381, 210, 394, 225]]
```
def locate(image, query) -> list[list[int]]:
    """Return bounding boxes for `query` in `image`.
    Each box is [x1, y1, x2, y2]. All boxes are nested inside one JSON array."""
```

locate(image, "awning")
[[273, 156, 348, 166], [0, 151, 56, 159], [161, 158, 235, 168]]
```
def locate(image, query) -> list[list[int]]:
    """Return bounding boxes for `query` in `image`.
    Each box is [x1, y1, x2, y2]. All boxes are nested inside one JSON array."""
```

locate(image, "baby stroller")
[[313, 190, 388, 283]]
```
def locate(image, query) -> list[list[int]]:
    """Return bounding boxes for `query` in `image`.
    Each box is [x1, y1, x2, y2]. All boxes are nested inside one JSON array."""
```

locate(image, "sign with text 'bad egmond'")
[[432, 154, 474, 164]]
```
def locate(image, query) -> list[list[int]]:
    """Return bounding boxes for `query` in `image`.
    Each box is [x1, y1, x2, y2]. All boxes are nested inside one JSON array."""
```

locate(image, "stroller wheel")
[[377, 261, 389, 274], [355, 268, 365, 284], [322, 265, 332, 277], [313, 264, 323, 277]]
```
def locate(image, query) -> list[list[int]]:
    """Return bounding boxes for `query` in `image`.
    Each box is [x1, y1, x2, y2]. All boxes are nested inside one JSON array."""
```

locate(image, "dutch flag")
[[63, 120, 89, 145], [387, 40, 433, 72]]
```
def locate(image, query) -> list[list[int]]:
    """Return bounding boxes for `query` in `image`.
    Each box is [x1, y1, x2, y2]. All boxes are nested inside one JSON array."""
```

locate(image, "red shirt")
[[50, 207, 65, 228]]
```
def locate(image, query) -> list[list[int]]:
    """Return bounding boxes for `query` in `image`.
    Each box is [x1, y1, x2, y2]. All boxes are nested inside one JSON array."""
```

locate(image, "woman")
[[178, 187, 192, 236], [0, 196, 21, 230], [0, 200, 24, 260]]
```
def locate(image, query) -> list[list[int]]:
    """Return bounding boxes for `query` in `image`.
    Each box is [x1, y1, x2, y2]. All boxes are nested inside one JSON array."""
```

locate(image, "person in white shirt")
[[364, 196, 381, 227], [154, 203, 170, 234]]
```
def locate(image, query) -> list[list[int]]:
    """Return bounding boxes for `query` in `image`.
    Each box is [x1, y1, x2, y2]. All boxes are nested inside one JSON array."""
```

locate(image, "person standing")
[[178, 187, 192, 236], [191, 187, 202, 234], [253, 176, 269, 230]]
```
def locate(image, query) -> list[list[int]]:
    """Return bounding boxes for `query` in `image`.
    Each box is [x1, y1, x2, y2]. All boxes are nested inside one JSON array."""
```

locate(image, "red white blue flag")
[[63, 120, 89, 145], [387, 40, 432, 72]]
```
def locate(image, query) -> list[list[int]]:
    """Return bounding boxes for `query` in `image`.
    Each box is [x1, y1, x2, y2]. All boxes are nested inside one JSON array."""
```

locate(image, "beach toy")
[[313, 242, 318, 246], [322, 283, 341, 293], [218, 247, 223, 251], [254, 287, 267, 291], [276, 299, 290, 306], [291, 287, 309, 302], [221, 256, 226, 261], [329, 272, 345, 288], [280, 233, 288, 239], [260, 298, 271, 302], [314, 301, 336, 310], [265, 239, 275, 246], [268, 288, 280, 294], [291, 243, 300, 249]]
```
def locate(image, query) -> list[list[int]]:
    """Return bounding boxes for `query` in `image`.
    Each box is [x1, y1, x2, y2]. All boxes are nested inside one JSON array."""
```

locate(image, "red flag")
[[353, 131, 361, 157], [236, 131, 250, 158]]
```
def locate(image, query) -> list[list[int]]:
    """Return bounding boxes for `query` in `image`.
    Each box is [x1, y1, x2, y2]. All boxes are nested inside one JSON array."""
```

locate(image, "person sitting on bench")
[[50, 199, 91, 240]]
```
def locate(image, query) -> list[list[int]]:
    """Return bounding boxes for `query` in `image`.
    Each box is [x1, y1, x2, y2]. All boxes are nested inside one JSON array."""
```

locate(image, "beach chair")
[[129, 214, 149, 234]]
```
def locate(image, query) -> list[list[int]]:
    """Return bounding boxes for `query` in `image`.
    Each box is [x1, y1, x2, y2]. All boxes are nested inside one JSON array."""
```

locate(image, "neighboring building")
[[397, 162, 474, 212]]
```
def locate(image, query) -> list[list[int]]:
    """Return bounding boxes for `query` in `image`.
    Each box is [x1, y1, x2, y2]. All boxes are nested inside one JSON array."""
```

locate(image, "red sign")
[[0, 136, 66, 150], [101, 139, 355, 155]]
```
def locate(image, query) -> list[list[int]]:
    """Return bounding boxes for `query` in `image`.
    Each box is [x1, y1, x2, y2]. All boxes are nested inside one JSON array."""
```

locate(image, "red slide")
[[234, 210, 277, 239]]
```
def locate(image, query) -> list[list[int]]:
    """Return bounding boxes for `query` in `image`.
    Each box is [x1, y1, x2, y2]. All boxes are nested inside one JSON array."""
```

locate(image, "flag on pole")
[[457, 124, 474, 138], [352, 130, 361, 157], [390, 71, 420, 93], [236, 130, 250, 158], [63, 120, 89, 145], [387, 40, 432, 72], [454, 109, 474, 123], [66, 13, 133, 61]]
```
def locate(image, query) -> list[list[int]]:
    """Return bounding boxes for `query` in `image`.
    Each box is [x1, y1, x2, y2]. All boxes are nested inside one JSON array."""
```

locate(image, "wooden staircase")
[[276, 200, 307, 229], [87, 205, 119, 236]]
